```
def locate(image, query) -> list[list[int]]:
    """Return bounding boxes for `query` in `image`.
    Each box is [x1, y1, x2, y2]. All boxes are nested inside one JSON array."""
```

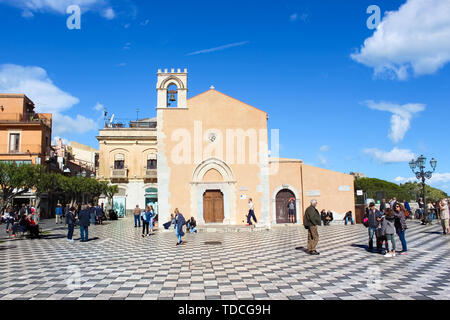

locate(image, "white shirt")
[[249, 201, 254, 210]]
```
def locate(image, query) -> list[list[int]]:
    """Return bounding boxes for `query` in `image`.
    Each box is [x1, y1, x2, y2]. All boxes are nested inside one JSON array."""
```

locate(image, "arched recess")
[[192, 158, 235, 183], [271, 184, 301, 224], [159, 76, 185, 90], [191, 158, 236, 225]]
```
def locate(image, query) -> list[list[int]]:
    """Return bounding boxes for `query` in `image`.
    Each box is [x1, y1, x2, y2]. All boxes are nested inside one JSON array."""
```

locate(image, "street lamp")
[[81, 170, 87, 178], [409, 155, 437, 224]]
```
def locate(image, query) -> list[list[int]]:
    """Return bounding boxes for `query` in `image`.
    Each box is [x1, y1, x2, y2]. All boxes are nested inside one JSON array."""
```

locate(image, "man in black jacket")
[[304, 200, 322, 255], [66, 207, 76, 243], [78, 205, 90, 242]]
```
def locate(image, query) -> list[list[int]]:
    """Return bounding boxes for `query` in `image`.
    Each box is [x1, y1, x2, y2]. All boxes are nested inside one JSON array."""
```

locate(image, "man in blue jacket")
[[174, 209, 185, 246], [78, 204, 90, 242]]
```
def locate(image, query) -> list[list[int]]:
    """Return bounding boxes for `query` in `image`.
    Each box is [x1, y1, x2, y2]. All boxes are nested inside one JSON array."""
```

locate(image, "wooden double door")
[[203, 190, 224, 223], [276, 189, 296, 224]]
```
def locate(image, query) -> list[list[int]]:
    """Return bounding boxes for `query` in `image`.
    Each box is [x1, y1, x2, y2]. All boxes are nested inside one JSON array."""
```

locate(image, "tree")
[[0, 162, 40, 209], [354, 177, 448, 203], [104, 184, 119, 211]]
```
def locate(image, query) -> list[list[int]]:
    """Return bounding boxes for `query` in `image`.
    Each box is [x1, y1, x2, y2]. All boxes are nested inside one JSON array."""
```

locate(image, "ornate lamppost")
[[409, 155, 437, 223]]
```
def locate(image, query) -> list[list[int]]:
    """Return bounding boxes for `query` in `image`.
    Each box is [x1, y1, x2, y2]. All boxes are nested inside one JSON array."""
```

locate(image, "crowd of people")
[[64, 203, 107, 243], [364, 201, 409, 257], [0, 204, 39, 238]]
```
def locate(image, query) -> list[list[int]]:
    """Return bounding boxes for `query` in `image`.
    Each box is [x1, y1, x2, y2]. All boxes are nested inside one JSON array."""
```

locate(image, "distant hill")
[[354, 177, 448, 203]]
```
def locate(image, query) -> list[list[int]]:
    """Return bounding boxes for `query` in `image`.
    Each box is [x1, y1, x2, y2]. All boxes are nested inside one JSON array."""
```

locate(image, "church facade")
[[155, 69, 355, 226]]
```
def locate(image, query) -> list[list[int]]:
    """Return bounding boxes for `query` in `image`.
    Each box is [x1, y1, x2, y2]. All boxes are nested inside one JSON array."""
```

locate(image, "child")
[[383, 209, 397, 257]]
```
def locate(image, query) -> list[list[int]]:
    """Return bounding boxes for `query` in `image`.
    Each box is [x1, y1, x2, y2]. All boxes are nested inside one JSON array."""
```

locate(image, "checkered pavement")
[[0, 216, 448, 300]]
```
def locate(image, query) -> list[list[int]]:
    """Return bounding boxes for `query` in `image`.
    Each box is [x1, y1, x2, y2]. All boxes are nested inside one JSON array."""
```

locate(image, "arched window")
[[114, 153, 125, 169], [147, 153, 157, 169], [167, 83, 178, 108]]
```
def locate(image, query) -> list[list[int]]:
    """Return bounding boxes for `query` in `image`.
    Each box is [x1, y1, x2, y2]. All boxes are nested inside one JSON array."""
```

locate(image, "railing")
[[0, 144, 43, 155], [144, 169, 157, 179], [111, 169, 128, 178], [0, 113, 51, 126]]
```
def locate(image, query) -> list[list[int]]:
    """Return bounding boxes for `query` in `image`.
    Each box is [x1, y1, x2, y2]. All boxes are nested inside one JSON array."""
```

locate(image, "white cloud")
[[290, 13, 298, 22], [364, 100, 425, 143], [0, 64, 79, 113], [394, 173, 450, 185], [53, 113, 97, 135], [351, 0, 450, 80], [123, 42, 131, 50], [0, 0, 115, 19], [94, 102, 104, 111], [319, 145, 330, 152], [363, 147, 416, 164], [140, 19, 150, 26], [187, 41, 250, 56], [0, 63, 98, 137], [117, 63, 127, 67], [318, 154, 328, 166], [101, 7, 115, 20], [52, 136, 70, 146]]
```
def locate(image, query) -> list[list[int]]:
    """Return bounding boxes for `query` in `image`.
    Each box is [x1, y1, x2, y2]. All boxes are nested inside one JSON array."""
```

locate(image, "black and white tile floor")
[[0, 216, 448, 300]]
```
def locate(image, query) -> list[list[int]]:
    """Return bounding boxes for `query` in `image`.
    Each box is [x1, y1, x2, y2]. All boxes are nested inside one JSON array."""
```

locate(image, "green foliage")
[[354, 177, 448, 203], [0, 162, 41, 207], [0, 162, 119, 207]]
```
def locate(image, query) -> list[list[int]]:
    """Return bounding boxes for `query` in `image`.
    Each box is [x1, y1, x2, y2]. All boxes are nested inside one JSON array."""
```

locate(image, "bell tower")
[[156, 68, 188, 109]]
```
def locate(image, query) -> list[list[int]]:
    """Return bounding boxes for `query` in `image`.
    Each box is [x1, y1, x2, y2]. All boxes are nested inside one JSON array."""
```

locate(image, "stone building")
[[97, 68, 355, 224]]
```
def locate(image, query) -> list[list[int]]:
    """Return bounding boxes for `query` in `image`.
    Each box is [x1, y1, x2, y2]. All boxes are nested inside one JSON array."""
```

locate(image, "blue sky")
[[0, 0, 449, 193]]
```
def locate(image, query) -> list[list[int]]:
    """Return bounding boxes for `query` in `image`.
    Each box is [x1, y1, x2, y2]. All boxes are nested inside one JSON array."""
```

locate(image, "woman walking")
[[174, 208, 185, 245], [394, 202, 408, 255]]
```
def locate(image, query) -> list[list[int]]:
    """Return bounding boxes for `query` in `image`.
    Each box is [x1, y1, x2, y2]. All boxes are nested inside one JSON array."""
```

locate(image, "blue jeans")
[[175, 228, 182, 243], [6, 218, 14, 230], [134, 215, 141, 227], [429, 212, 434, 221], [190, 226, 197, 233], [80, 226, 88, 241], [345, 217, 354, 225], [247, 210, 257, 225], [90, 213, 95, 224], [397, 229, 407, 252], [67, 224, 74, 240]]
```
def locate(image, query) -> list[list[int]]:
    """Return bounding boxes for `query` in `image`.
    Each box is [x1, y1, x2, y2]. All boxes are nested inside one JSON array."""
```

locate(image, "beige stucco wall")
[[0, 95, 52, 164], [160, 89, 269, 224], [301, 164, 355, 221], [269, 158, 303, 224], [70, 141, 98, 166]]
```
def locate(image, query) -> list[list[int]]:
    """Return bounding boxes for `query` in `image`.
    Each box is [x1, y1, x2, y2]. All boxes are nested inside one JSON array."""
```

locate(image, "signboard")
[[240, 195, 247, 200], [339, 185, 351, 192], [113, 196, 126, 218], [306, 190, 321, 197], [356, 190, 363, 196], [239, 186, 248, 191]]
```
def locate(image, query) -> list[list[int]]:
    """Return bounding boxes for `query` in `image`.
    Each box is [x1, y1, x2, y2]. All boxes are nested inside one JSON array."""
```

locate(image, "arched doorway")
[[203, 190, 224, 223], [276, 189, 296, 224], [145, 187, 158, 215]]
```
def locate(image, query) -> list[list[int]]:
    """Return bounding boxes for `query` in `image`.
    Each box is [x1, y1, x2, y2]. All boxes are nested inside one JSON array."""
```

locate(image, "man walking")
[[66, 207, 76, 243], [246, 198, 257, 226], [367, 202, 383, 253], [78, 204, 90, 242], [55, 203, 63, 224], [134, 205, 141, 228], [304, 199, 321, 255]]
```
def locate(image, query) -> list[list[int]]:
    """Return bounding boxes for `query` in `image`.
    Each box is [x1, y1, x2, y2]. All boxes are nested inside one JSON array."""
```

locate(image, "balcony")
[[111, 168, 128, 179], [0, 113, 51, 127], [0, 144, 43, 156], [144, 169, 157, 179]]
